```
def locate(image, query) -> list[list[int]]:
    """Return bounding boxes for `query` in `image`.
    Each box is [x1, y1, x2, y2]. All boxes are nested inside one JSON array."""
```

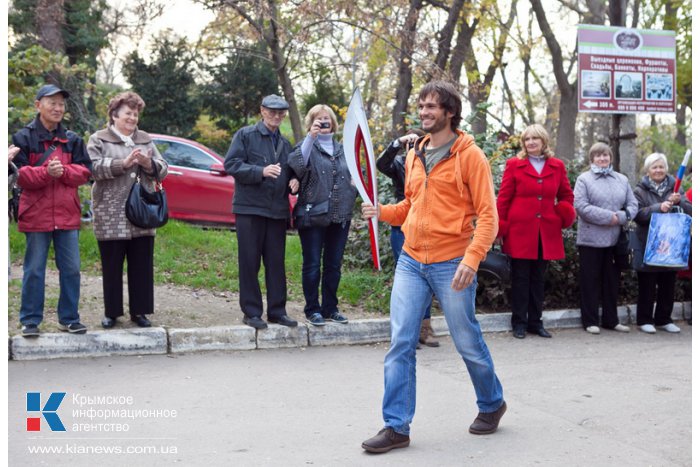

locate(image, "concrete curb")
[[169, 326, 255, 353], [258, 324, 309, 349], [8, 301, 691, 360], [308, 319, 390, 346], [11, 328, 167, 361]]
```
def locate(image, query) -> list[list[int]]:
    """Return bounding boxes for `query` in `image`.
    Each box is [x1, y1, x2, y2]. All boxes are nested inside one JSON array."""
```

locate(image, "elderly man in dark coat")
[[224, 95, 299, 329]]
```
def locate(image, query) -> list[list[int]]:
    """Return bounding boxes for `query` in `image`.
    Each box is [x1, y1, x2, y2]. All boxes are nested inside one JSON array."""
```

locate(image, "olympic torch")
[[343, 89, 381, 270]]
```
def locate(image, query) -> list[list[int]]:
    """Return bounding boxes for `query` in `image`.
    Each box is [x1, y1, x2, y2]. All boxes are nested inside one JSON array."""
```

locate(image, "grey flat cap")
[[261, 94, 289, 110], [36, 84, 70, 100]]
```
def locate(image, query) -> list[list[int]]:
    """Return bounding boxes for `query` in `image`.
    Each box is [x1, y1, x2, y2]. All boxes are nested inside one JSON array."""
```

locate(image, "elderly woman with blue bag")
[[574, 143, 637, 335], [633, 152, 691, 334]]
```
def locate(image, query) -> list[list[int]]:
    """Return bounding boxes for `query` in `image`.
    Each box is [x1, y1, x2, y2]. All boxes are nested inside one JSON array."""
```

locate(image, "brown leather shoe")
[[469, 401, 507, 435], [361, 427, 410, 453], [419, 318, 440, 347]]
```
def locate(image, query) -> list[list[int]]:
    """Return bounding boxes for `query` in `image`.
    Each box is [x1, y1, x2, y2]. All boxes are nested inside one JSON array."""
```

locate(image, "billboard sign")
[[578, 24, 676, 114]]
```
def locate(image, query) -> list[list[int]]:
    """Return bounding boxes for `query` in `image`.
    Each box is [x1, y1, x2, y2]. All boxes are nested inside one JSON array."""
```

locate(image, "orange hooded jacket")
[[379, 130, 498, 271]]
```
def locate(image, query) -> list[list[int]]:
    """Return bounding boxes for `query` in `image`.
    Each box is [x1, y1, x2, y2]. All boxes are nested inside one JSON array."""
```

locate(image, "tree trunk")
[[365, 70, 380, 120], [520, 13, 536, 124], [499, 66, 516, 133], [618, 115, 638, 185], [608, 0, 637, 180], [607, 0, 627, 25], [580, 0, 609, 151], [556, 87, 578, 161], [543, 88, 558, 138], [530, 0, 577, 161], [36, 0, 65, 54], [391, 0, 422, 138], [263, 0, 302, 141], [427, 0, 464, 81], [676, 104, 687, 147], [224, 0, 302, 141], [447, 15, 477, 82]]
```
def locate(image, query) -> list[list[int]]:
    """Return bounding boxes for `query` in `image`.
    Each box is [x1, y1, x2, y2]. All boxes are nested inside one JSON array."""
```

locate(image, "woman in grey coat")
[[87, 91, 168, 329], [288, 104, 357, 326], [573, 143, 637, 334]]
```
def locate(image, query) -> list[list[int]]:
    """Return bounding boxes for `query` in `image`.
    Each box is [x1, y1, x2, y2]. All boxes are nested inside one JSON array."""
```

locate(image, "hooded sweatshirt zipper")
[[414, 135, 461, 263]]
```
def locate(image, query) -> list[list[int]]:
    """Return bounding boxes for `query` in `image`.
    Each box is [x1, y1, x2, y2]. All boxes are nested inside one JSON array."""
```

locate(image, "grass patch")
[[8, 220, 391, 314]]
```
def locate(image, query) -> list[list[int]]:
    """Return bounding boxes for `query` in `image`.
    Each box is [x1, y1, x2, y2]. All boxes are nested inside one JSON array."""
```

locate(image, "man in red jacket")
[[12, 84, 92, 337]]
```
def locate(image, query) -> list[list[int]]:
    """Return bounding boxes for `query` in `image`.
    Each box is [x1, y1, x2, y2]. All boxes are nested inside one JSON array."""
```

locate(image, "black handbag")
[[614, 226, 631, 270], [294, 199, 330, 229], [125, 160, 168, 229], [629, 226, 668, 272], [479, 248, 511, 283]]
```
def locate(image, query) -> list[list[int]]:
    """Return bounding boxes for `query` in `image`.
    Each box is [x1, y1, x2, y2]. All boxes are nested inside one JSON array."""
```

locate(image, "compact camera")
[[320, 122, 331, 129]]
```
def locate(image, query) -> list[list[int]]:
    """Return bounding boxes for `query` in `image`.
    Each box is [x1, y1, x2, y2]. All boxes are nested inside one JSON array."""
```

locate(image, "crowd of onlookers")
[[8, 85, 691, 339], [381, 123, 691, 340]]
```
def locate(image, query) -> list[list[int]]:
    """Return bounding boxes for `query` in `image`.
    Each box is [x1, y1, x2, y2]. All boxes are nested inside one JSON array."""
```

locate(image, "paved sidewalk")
[[8, 301, 692, 360], [8, 325, 692, 466]]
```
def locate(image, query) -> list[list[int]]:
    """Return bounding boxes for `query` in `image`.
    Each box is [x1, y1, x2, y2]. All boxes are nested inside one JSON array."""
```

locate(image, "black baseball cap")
[[35, 84, 70, 101]]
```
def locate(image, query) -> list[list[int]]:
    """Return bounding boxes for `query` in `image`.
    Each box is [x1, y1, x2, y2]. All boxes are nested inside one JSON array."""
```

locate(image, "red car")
[[151, 134, 296, 227]]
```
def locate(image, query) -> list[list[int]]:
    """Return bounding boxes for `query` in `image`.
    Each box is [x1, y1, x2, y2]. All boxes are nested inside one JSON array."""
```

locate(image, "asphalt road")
[[8, 325, 692, 466]]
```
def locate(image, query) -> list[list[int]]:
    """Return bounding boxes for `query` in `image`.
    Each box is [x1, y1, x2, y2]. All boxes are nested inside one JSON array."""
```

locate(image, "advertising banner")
[[578, 24, 676, 114]]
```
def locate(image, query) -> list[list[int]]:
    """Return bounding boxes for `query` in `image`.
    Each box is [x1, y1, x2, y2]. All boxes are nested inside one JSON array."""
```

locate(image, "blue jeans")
[[20, 230, 81, 326], [390, 226, 431, 320], [383, 253, 504, 435], [298, 221, 350, 318]]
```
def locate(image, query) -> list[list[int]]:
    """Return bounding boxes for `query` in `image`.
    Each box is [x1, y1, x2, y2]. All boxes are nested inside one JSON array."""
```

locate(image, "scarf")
[[648, 176, 669, 197], [110, 125, 135, 148], [590, 164, 613, 176]]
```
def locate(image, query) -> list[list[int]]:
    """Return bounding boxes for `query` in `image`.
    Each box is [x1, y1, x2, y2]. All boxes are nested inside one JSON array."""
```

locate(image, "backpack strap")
[[34, 142, 63, 167]]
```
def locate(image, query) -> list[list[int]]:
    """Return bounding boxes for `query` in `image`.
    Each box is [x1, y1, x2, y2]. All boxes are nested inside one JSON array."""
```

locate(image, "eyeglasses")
[[263, 109, 287, 117]]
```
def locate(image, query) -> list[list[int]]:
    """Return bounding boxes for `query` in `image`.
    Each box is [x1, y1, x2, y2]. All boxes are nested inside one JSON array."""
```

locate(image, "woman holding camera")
[[87, 91, 168, 329], [288, 104, 357, 326]]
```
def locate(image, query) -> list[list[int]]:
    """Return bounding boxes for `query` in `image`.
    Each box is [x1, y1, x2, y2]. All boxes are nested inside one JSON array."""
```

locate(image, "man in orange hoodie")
[[361, 81, 506, 453]]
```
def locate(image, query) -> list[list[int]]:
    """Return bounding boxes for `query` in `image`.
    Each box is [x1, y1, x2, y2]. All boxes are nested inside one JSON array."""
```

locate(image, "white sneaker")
[[660, 323, 681, 333], [585, 326, 600, 334], [613, 324, 630, 332], [639, 324, 657, 334]]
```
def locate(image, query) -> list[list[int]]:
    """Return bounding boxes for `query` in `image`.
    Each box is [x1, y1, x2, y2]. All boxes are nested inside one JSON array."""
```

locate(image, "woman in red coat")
[[496, 124, 575, 339]]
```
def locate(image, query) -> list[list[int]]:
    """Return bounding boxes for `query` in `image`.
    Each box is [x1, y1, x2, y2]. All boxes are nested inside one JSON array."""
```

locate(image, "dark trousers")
[[510, 242, 547, 331], [298, 221, 350, 318], [636, 270, 677, 326], [578, 246, 620, 328], [235, 214, 287, 320], [98, 236, 154, 318]]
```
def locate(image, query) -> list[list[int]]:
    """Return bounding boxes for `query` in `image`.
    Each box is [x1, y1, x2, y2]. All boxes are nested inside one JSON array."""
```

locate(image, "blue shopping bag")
[[643, 212, 692, 268]]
